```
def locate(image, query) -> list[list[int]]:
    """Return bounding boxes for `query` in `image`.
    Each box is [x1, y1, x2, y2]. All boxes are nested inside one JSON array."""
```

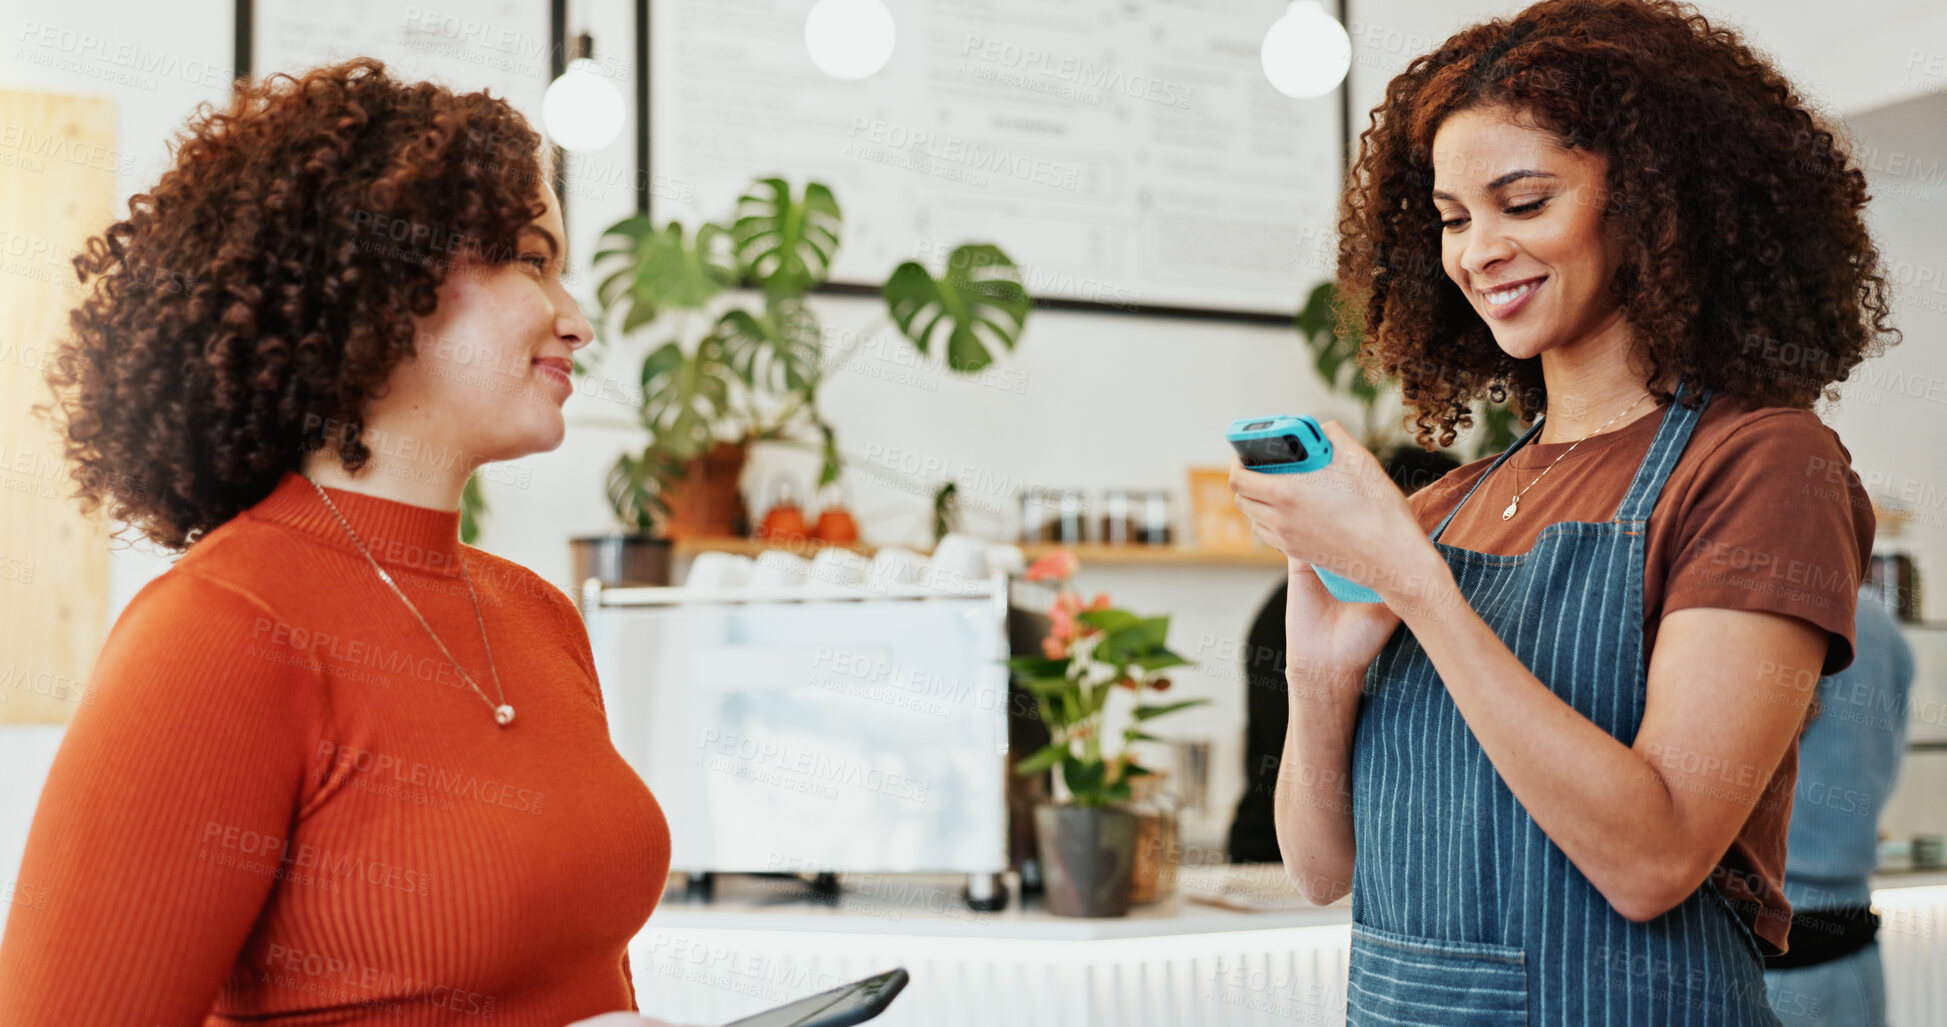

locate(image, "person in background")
[[1764, 587, 1914, 1026]]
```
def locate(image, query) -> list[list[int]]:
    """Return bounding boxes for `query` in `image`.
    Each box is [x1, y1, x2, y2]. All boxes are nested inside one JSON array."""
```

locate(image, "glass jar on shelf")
[[1100, 489, 1173, 546], [1020, 487, 1090, 544]]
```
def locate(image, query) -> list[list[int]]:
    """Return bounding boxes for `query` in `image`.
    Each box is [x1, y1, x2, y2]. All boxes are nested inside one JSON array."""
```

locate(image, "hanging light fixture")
[[1260, 0, 1351, 99], [544, 32, 625, 152], [804, 0, 896, 81]]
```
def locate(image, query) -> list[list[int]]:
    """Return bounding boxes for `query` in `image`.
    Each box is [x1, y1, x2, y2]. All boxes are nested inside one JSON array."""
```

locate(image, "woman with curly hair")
[[1230, 1, 1896, 1023], [0, 59, 683, 1026]]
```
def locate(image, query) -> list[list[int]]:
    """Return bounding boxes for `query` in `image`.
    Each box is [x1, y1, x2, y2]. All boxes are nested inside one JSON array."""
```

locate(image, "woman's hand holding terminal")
[[1228, 419, 1443, 903]]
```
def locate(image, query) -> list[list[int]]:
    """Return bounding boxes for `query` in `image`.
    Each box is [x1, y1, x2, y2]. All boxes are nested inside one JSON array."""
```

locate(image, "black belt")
[[1762, 904, 1879, 970]]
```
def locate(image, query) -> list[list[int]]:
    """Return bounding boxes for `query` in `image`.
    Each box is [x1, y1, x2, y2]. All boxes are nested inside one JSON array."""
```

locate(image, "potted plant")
[[583, 178, 1032, 559], [1008, 550, 1206, 916]]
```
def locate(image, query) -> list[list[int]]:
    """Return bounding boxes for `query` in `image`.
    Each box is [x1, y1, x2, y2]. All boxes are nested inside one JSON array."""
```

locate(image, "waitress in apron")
[[1230, 3, 1891, 1025]]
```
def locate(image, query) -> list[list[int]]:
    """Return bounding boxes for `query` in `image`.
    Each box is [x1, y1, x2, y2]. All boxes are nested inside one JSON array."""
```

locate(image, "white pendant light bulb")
[[1260, 0, 1351, 99], [544, 45, 625, 153], [804, 0, 896, 81]]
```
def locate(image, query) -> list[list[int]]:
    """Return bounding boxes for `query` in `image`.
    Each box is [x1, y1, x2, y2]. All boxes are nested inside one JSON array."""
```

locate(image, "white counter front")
[[628, 870, 1947, 1027]]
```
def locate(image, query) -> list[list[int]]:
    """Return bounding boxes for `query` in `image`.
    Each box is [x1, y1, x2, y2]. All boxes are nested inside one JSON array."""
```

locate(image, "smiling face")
[[1431, 104, 1629, 363], [366, 181, 593, 471]]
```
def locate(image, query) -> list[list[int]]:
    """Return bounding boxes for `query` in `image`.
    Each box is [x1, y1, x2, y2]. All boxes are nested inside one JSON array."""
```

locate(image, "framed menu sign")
[[644, 0, 1346, 320], [239, 0, 555, 128]]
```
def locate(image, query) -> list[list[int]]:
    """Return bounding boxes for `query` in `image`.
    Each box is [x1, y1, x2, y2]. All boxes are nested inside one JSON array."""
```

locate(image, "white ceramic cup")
[[747, 550, 812, 588], [927, 532, 992, 593], [931, 532, 989, 578], [984, 543, 1027, 578], [807, 547, 869, 588], [684, 551, 753, 588], [866, 546, 926, 586]]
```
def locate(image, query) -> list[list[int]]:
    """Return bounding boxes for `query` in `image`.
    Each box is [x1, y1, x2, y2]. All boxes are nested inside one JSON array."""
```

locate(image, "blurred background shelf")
[[670, 536, 1288, 568]]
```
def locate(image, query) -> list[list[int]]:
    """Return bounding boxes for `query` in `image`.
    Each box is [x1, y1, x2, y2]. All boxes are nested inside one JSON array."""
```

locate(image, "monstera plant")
[[590, 178, 1031, 538]]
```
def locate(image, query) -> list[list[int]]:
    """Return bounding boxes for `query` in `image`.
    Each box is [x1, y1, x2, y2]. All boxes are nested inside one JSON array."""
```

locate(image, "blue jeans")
[[1764, 942, 1888, 1026]]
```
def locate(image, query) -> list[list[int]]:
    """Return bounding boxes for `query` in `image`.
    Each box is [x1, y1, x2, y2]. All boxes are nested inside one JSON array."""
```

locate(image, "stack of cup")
[[681, 536, 1027, 594]]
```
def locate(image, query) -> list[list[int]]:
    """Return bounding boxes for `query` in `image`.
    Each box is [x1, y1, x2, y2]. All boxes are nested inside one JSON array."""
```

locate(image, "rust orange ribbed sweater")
[[0, 470, 671, 1025]]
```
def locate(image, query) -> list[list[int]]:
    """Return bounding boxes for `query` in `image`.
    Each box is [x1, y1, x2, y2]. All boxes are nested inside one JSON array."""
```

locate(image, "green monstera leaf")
[[713, 295, 823, 397], [731, 178, 842, 296], [638, 335, 736, 463], [882, 243, 1030, 374], [1296, 280, 1376, 407], [606, 449, 687, 535], [594, 218, 736, 336]]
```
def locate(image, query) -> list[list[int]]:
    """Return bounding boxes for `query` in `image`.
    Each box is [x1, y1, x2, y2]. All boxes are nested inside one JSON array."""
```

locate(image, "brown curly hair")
[[40, 57, 550, 549], [1336, 0, 1900, 448]]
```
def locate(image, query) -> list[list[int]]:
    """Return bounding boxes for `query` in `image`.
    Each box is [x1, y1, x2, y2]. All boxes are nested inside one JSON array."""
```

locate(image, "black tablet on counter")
[[722, 968, 910, 1027]]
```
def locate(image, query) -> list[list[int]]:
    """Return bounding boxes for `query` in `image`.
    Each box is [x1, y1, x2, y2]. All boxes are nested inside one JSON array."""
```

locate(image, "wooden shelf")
[[670, 536, 872, 559], [670, 536, 1285, 568]]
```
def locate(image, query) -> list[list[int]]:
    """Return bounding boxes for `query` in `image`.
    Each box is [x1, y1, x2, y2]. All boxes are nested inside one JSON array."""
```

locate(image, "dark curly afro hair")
[[40, 57, 550, 549], [1336, 0, 1901, 449]]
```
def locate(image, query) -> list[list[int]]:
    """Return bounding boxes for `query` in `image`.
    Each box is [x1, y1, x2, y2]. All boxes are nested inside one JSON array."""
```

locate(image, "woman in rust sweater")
[[0, 59, 676, 1025]]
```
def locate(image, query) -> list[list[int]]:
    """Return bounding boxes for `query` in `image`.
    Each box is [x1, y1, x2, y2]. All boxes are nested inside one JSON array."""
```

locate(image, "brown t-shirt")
[[1404, 394, 1875, 953]]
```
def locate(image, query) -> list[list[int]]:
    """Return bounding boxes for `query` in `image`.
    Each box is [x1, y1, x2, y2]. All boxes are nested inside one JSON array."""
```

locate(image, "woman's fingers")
[[1228, 454, 1272, 501], [1231, 492, 1292, 554]]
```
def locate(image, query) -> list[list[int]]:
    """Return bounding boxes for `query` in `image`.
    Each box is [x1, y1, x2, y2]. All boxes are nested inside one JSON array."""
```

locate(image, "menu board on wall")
[[249, 0, 553, 126], [650, 0, 1345, 317]]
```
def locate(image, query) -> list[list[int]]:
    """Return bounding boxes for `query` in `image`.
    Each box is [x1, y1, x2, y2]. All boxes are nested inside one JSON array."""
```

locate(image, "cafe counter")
[[627, 868, 1947, 1027]]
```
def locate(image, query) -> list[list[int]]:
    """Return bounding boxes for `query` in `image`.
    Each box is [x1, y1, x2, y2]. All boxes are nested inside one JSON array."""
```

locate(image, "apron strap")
[[1429, 413, 1548, 543], [1613, 377, 1713, 523]]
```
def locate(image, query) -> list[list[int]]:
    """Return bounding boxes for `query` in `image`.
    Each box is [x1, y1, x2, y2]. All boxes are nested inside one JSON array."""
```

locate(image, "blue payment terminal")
[[1225, 415, 1384, 603]]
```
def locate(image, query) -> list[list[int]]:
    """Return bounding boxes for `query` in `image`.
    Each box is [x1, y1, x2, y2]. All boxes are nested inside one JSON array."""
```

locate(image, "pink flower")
[[1046, 588, 1116, 652], [1025, 550, 1079, 582], [1048, 592, 1081, 642]]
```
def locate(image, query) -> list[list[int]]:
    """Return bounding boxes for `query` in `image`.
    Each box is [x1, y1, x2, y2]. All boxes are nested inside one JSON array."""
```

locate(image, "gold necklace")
[[1500, 392, 1653, 521], [304, 477, 515, 726]]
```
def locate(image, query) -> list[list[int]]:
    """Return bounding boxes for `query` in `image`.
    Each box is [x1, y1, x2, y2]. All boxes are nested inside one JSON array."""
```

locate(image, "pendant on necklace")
[[495, 704, 516, 726], [1502, 496, 1519, 521]]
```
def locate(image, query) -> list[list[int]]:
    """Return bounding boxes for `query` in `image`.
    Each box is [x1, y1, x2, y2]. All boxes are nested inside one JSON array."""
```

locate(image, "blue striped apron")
[[1347, 380, 1782, 1025]]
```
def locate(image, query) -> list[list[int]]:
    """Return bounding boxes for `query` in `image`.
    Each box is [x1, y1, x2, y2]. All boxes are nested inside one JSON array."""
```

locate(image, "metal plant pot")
[[570, 534, 673, 587], [1033, 803, 1137, 917]]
